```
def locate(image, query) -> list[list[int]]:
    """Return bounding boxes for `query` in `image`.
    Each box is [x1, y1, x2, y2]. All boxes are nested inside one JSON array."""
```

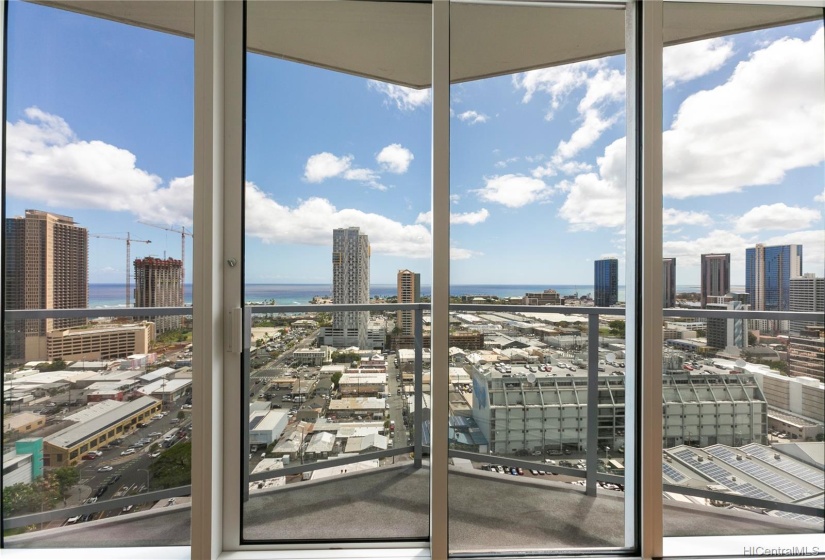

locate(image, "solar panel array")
[[662, 463, 686, 483], [671, 448, 774, 500], [771, 510, 824, 526], [740, 443, 825, 490], [705, 445, 814, 501]]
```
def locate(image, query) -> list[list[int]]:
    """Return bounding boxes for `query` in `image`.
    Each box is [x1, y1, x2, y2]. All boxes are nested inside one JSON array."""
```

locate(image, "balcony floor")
[[5, 462, 820, 550]]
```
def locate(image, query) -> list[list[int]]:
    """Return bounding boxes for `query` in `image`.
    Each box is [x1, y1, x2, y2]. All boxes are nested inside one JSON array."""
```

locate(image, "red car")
[[82, 453, 97, 460]]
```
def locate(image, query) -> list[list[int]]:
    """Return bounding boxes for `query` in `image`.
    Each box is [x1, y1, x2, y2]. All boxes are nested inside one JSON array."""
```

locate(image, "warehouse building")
[[42, 396, 161, 467]]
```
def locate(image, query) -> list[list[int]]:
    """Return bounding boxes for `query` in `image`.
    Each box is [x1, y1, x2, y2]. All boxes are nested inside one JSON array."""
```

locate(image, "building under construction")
[[134, 257, 183, 333]]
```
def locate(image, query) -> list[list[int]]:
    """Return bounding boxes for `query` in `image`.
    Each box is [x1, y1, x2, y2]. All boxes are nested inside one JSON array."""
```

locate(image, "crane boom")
[[137, 221, 192, 305], [89, 233, 152, 307]]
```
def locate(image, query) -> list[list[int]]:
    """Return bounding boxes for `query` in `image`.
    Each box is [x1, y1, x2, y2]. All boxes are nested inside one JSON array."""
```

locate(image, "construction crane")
[[138, 221, 193, 305], [89, 233, 152, 307]]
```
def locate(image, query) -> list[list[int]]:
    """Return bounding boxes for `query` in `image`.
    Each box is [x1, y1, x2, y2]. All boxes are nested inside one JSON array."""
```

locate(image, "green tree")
[[330, 372, 342, 391], [51, 467, 80, 500], [2, 477, 60, 516], [747, 332, 757, 346], [608, 320, 626, 338], [177, 410, 185, 421], [39, 359, 67, 372], [150, 441, 192, 489]]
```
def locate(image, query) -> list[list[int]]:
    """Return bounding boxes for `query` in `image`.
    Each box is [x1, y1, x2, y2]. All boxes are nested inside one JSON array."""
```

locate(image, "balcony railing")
[[3, 303, 823, 534]]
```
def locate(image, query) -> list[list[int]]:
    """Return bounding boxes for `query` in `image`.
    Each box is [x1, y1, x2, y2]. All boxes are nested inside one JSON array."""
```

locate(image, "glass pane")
[[448, 1, 631, 554], [660, 1, 824, 554], [2, 0, 194, 549], [241, 0, 431, 543]]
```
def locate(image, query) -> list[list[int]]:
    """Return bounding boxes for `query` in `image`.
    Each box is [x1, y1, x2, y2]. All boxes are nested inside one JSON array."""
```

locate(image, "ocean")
[[89, 283, 707, 309]]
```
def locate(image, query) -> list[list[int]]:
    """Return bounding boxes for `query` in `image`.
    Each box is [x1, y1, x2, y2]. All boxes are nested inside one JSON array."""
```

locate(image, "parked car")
[[120, 449, 136, 456], [97, 465, 113, 472]]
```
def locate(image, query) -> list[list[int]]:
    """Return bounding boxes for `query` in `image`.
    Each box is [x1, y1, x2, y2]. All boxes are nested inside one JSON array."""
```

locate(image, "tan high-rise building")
[[396, 269, 421, 337], [134, 257, 183, 333], [4, 210, 88, 362]]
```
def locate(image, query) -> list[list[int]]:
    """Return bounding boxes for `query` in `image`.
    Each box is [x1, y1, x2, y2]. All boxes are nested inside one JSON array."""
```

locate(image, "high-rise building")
[[331, 227, 370, 348], [396, 269, 421, 337], [4, 210, 88, 362], [594, 258, 618, 307], [700, 253, 730, 308], [134, 257, 183, 333], [662, 258, 676, 308], [706, 293, 749, 351], [789, 273, 824, 335], [788, 326, 824, 382], [745, 244, 802, 333]]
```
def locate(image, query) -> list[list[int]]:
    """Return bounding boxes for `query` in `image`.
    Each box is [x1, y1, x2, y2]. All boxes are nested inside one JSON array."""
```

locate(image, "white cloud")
[[663, 229, 749, 264], [368, 81, 431, 111], [556, 137, 626, 230], [495, 156, 520, 169], [515, 59, 624, 168], [663, 38, 734, 88], [245, 185, 431, 258], [416, 208, 490, 226], [303, 151, 385, 190], [513, 59, 602, 119], [376, 144, 414, 174], [555, 28, 825, 231], [664, 28, 825, 198], [451, 247, 482, 260], [764, 230, 825, 275], [457, 110, 489, 124], [815, 187, 825, 203], [663, 208, 713, 227], [662, 229, 825, 279], [450, 194, 461, 204], [474, 174, 553, 208], [304, 152, 354, 183], [555, 108, 618, 161], [734, 203, 822, 232], [6, 107, 193, 226]]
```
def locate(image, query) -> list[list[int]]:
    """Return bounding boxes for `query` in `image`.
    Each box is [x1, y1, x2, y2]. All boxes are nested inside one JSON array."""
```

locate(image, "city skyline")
[[2, 2, 823, 288]]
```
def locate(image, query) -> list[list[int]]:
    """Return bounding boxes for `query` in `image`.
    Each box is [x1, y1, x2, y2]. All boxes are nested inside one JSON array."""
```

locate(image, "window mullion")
[[430, 0, 451, 558], [626, 0, 664, 558]]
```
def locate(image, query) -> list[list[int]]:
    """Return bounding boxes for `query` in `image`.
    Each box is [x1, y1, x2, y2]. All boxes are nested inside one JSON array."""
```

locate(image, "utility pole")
[[89, 233, 151, 307]]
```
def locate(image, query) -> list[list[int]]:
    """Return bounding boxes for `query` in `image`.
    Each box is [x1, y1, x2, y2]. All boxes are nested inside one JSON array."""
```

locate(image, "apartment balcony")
[[5, 461, 819, 550], [4, 304, 823, 552]]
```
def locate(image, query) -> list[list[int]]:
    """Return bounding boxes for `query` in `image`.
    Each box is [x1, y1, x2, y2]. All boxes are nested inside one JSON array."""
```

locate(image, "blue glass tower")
[[745, 244, 802, 312], [594, 258, 618, 307]]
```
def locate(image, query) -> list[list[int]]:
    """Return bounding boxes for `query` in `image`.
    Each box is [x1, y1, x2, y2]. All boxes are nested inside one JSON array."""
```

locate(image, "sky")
[[4, 1, 824, 288]]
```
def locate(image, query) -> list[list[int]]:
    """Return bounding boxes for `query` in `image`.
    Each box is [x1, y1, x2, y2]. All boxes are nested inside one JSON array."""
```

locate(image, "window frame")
[[3, 0, 824, 559]]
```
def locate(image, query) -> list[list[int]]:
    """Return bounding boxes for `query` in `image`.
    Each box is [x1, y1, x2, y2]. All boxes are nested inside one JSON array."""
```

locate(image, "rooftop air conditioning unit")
[[774, 453, 781, 460], [736, 454, 743, 460], [697, 456, 703, 462], [666, 457, 672, 463], [731, 476, 737, 482]]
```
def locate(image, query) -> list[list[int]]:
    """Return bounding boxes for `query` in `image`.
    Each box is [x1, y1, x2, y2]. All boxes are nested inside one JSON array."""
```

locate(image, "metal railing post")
[[414, 305, 424, 468], [586, 313, 600, 496]]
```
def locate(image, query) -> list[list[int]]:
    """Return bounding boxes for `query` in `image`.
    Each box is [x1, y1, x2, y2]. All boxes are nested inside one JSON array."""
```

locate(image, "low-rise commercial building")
[[46, 322, 155, 362], [43, 396, 161, 467], [327, 397, 386, 420], [338, 372, 387, 396], [249, 409, 289, 447], [3, 412, 46, 436]]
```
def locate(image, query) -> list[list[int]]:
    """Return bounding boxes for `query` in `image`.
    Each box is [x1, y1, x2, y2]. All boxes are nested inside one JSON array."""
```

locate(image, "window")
[[2, 1, 823, 559]]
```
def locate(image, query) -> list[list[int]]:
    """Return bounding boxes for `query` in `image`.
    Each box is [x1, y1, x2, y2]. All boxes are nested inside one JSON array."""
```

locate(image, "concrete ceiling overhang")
[[32, 1, 824, 88]]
